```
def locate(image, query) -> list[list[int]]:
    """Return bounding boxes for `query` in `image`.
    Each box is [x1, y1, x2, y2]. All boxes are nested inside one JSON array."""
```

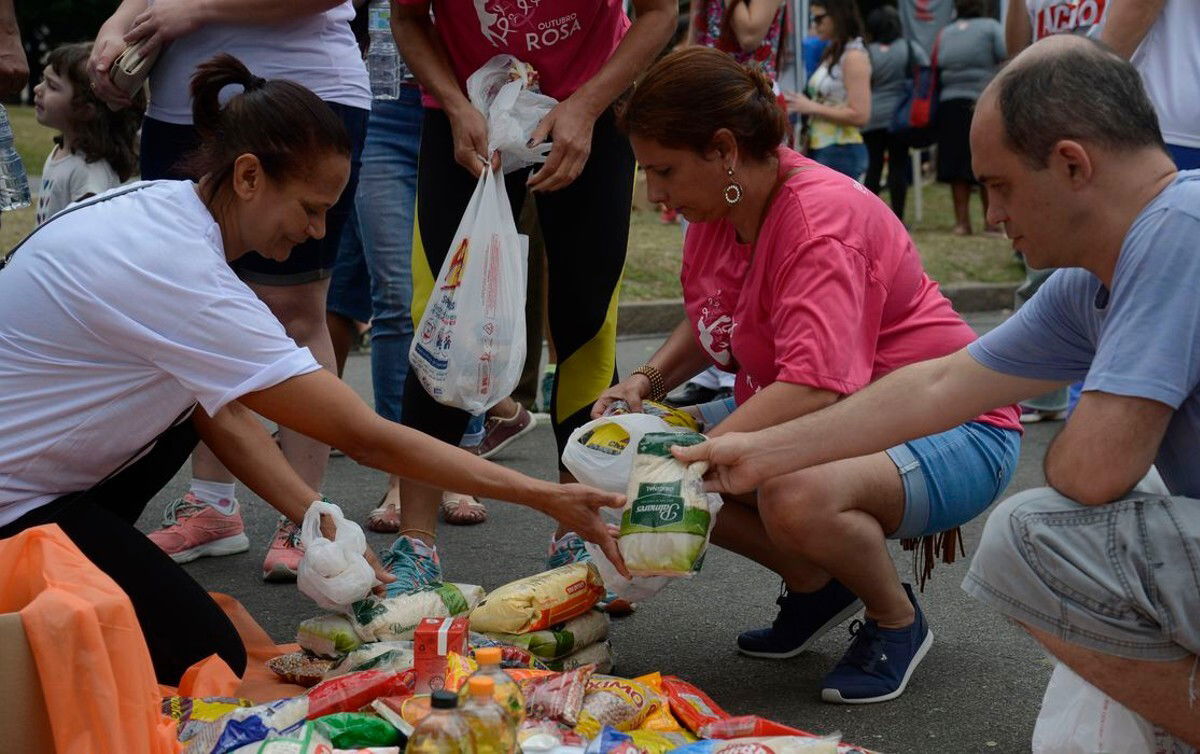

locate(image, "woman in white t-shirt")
[[0, 57, 624, 685], [87, 0, 372, 578]]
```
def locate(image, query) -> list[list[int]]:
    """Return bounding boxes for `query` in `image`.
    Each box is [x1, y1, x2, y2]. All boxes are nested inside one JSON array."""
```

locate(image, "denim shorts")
[[809, 143, 868, 180], [963, 487, 1200, 661], [886, 420, 1021, 539]]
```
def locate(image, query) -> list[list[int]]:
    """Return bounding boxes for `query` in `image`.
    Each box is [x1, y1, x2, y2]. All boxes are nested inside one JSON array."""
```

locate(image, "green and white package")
[[618, 432, 723, 577], [483, 608, 609, 660], [347, 582, 485, 642]]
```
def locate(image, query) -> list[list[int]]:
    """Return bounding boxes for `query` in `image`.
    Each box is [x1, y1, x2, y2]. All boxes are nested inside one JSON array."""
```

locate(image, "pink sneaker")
[[149, 492, 250, 564], [263, 516, 305, 582]]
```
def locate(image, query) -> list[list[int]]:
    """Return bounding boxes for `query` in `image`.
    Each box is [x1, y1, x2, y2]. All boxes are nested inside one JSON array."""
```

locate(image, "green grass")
[[1, 101, 1022, 293], [622, 169, 1022, 301]]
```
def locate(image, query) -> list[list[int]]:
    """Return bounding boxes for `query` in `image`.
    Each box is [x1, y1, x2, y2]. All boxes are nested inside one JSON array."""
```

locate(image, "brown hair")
[[618, 47, 786, 162], [182, 53, 351, 193], [46, 41, 144, 181], [815, 0, 866, 67]]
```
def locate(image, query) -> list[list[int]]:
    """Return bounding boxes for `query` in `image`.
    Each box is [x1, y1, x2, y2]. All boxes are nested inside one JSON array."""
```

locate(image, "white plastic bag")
[[409, 164, 529, 413], [1032, 662, 1195, 754], [297, 501, 376, 612], [561, 413, 681, 494], [466, 54, 557, 173]]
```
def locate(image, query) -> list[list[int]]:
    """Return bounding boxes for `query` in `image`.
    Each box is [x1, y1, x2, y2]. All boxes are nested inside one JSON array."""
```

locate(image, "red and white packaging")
[[413, 616, 469, 693]]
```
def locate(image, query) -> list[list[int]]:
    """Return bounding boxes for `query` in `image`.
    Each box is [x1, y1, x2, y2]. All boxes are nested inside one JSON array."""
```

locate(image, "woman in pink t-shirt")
[[599, 47, 1022, 704]]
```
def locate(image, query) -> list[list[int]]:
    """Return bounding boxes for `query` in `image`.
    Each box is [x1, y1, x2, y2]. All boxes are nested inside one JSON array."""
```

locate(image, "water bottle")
[[0, 105, 31, 212], [405, 690, 472, 754], [367, 0, 400, 100], [461, 676, 517, 754]]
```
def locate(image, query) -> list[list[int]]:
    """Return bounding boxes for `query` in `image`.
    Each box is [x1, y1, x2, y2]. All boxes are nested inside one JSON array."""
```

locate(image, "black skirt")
[[936, 98, 979, 184]]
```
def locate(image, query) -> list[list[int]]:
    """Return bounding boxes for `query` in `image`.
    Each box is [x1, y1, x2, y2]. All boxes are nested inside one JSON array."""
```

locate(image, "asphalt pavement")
[[136, 310, 1060, 754]]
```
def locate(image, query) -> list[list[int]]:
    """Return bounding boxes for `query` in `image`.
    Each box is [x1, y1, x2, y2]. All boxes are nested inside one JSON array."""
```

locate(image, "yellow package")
[[574, 675, 666, 738], [631, 673, 687, 733], [470, 563, 605, 634], [628, 729, 698, 754], [579, 421, 633, 456], [444, 651, 478, 693], [642, 401, 701, 432]]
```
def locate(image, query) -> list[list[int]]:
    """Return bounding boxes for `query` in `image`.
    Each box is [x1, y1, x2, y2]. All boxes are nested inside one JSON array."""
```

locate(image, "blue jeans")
[[886, 421, 1022, 539], [810, 143, 868, 180], [327, 88, 423, 423]]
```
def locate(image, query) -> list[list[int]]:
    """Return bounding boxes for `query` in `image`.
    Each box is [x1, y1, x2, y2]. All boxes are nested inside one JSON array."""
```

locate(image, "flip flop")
[[440, 492, 488, 526], [365, 496, 401, 533]]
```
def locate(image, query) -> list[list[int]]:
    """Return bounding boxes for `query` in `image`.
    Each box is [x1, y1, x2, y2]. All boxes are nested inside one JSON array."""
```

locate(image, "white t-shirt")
[[36, 146, 122, 225], [1129, 0, 1200, 149], [0, 181, 321, 526], [147, 0, 370, 124], [1024, 0, 1107, 39]]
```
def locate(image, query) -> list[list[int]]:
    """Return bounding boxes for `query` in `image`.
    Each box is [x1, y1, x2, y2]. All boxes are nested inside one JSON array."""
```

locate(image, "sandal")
[[365, 495, 401, 533], [440, 492, 488, 526]]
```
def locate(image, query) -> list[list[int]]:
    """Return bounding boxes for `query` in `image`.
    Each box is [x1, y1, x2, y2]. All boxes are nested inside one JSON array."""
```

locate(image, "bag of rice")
[[470, 563, 604, 634], [545, 640, 614, 674], [618, 432, 723, 577], [296, 614, 363, 658], [483, 609, 609, 660], [323, 640, 415, 678], [349, 583, 485, 642]]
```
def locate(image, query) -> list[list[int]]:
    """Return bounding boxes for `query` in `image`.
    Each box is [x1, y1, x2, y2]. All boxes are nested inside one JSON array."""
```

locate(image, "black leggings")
[[0, 414, 246, 685], [405, 107, 635, 458], [862, 128, 911, 219]]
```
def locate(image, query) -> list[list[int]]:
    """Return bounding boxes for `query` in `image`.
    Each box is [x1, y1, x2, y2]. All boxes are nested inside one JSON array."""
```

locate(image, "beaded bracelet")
[[632, 363, 667, 402]]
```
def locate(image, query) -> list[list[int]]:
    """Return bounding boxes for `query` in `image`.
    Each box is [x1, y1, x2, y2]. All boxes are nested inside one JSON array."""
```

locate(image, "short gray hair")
[[996, 38, 1165, 168]]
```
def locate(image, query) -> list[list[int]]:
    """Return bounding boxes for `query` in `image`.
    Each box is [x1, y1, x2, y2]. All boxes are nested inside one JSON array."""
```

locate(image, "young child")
[[33, 41, 142, 225]]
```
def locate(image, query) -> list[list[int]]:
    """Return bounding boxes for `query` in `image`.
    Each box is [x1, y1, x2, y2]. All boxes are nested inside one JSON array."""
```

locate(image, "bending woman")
[[598, 47, 1021, 704], [0, 56, 623, 686]]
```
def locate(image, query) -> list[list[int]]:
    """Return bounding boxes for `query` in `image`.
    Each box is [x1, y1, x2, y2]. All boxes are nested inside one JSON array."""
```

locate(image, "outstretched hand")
[[550, 483, 630, 579]]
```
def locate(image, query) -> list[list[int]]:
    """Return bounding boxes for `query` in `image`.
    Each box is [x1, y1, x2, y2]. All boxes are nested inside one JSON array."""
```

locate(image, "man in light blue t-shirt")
[[669, 36, 1199, 744]]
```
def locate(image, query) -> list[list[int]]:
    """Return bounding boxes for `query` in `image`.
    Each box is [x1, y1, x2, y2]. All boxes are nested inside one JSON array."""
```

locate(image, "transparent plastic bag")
[[410, 165, 528, 413], [297, 501, 375, 612], [466, 54, 557, 174]]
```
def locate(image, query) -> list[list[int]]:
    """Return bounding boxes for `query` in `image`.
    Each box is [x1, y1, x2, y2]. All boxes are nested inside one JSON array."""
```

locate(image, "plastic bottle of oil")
[[458, 647, 525, 726], [405, 690, 472, 754], [461, 676, 517, 754]]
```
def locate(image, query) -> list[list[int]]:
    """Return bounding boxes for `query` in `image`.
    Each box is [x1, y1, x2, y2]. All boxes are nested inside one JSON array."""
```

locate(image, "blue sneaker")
[[381, 534, 442, 597], [737, 579, 863, 658], [547, 532, 635, 616], [820, 583, 933, 704]]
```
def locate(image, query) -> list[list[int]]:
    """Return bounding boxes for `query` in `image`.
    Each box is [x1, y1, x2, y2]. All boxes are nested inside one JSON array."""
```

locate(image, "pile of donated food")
[[165, 403, 877, 753]]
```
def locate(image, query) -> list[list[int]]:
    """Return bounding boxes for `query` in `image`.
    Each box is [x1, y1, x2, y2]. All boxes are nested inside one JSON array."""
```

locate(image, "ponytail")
[[181, 53, 350, 192]]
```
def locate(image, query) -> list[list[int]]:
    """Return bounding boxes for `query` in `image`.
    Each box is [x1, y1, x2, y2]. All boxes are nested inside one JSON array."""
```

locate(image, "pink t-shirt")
[[398, 0, 631, 106], [681, 147, 1021, 432]]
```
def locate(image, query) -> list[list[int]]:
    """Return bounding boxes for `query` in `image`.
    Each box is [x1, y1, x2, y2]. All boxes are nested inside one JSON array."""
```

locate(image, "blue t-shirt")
[[968, 170, 1200, 497]]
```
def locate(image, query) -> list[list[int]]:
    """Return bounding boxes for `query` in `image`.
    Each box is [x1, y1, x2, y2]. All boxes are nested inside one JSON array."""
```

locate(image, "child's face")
[[33, 65, 76, 134]]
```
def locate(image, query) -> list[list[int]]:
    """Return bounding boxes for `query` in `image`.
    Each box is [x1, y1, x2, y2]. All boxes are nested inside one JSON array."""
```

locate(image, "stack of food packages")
[[167, 563, 877, 753]]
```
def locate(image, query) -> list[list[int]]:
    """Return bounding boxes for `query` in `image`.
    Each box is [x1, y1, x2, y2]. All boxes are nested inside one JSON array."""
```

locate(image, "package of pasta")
[[483, 609, 609, 660], [348, 582, 485, 642], [670, 736, 843, 754], [296, 614, 364, 658], [545, 640, 614, 674], [659, 676, 728, 734], [618, 432, 723, 577], [518, 664, 596, 727], [469, 563, 605, 634], [162, 695, 253, 744], [574, 674, 667, 738]]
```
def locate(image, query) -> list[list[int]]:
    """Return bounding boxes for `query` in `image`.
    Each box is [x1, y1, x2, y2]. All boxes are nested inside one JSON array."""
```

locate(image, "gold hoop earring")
[[723, 166, 743, 205]]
